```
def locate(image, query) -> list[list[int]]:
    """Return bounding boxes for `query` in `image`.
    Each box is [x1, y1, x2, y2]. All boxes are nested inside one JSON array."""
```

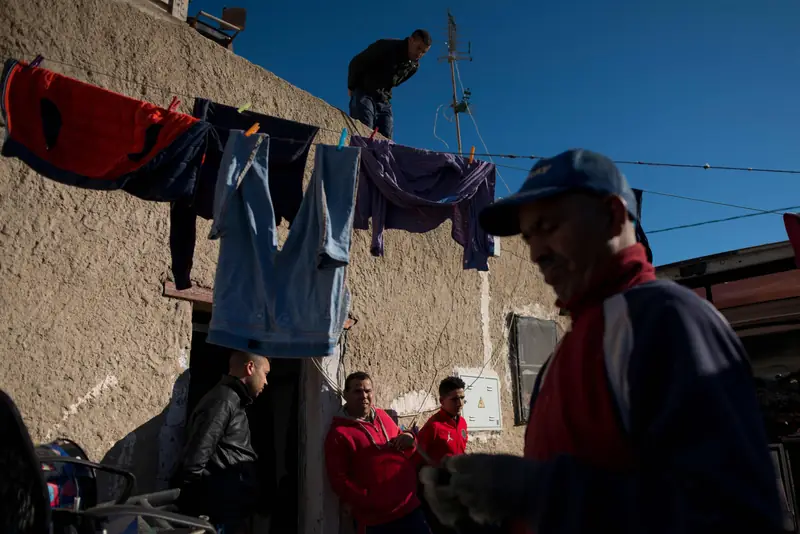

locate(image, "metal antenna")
[[438, 9, 472, 154]]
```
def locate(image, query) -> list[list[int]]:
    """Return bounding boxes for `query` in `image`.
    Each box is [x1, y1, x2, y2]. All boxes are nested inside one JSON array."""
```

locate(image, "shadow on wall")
[[97, 370, 191, 502]]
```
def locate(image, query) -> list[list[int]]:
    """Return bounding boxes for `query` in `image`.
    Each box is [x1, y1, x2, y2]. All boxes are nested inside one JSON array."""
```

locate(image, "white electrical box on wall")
[[459, 373, 502, 431]]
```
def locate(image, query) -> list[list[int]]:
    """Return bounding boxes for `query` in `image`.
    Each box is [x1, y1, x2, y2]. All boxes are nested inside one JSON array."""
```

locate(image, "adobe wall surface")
[[0, 0, 560, 499]]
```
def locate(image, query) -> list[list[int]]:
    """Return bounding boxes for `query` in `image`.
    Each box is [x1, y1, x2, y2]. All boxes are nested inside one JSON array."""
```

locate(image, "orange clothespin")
[[369, 127, 378, 140], [468, 146, 476, 164], [168, 96, 180, 112], [244, 123, 260, 137]]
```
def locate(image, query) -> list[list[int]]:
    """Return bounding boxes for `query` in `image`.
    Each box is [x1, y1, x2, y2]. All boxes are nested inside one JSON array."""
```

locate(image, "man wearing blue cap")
[[420, 149, 783, 533]]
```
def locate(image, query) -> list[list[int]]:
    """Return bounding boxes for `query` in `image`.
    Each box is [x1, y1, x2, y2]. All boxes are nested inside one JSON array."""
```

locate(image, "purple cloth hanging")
[[350, 136, 496, 270]]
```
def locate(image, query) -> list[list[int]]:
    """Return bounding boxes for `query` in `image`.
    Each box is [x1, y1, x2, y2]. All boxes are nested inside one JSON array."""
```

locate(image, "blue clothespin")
[[28, 55, 44, 69], [337, 128, 347, 151]]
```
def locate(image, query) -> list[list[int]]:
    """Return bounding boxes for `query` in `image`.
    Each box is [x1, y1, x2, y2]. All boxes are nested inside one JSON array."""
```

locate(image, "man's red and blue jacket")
[[520, 243, 784, 534], [1, 58, 210, 202]]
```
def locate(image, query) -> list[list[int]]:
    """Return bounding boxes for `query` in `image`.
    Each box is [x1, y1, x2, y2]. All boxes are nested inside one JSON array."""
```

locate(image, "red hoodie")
[[324, 407, 420, 527]]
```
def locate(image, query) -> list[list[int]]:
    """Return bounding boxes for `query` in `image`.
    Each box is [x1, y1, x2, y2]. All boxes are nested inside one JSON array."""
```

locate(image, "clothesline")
[[0, 106, 786, 228], [323, 124, 800, 175], [8, 52, 800, 177], [4, 54, 795, 242], [207, 133, 797, 225]]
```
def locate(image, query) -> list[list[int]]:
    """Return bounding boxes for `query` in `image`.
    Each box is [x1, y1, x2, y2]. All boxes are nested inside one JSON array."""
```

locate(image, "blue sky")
[[189, 0, 800, 265]]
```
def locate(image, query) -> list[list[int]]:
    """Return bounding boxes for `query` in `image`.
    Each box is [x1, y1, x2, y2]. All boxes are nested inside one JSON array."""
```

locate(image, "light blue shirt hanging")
[[207, 130, 360, 357]]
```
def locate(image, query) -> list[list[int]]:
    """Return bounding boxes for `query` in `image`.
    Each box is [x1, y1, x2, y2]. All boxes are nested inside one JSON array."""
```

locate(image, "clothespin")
[[369, 127, 378, 140], [237, 102, 251, 113], [244, 123, 260, 137], [468, 146, 476, 164], [337, 128, 347, 151], [167, 96, 180, 113], [28, 55, 44, 69]]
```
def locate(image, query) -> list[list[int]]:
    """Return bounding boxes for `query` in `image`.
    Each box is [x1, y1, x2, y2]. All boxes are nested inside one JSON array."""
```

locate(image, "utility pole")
[[438, 9, 472, 154]]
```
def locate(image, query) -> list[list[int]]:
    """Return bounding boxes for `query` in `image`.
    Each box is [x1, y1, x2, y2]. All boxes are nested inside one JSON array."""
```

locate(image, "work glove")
[[420, 453, 540, 527]]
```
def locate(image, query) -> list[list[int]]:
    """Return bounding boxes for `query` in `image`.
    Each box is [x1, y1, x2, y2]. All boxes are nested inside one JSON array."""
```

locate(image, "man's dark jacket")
[[348, 38, 419, 102], [175, 375, 259, 522]]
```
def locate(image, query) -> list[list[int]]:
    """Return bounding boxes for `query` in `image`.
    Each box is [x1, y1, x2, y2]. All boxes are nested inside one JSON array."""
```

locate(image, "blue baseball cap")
[[479, 148, 638, 237]]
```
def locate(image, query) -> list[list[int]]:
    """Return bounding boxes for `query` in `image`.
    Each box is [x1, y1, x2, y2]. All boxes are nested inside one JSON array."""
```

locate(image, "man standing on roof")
[[325, 371, 429, 534], [348, 30, 432, 139], [420, 149, 784, 533], [415, 377, 468, 534], [175, 351, 270, 534]]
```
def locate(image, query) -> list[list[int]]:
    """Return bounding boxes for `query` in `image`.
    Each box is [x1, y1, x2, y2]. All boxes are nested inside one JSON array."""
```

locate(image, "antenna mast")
[[439, 9, 472, 154]]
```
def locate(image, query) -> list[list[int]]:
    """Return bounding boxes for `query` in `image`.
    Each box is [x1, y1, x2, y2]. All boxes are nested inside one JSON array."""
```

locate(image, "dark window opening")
[[508, 315, 558, 426], [186, 308, 299, 533]]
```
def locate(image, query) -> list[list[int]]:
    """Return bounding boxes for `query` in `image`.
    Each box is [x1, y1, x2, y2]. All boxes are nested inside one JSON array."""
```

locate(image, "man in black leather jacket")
[[175, 351, 270, 534]]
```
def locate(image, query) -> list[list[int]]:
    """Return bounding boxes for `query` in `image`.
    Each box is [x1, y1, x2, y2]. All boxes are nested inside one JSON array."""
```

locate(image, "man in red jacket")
[[416, 377, 468, 534], [420, 149, 784, 534], [417, 376, 468, 466], [325, 371, 429, 534]]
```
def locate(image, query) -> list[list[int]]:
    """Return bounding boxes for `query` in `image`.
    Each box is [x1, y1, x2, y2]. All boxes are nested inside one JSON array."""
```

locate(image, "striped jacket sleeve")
[[532, 281, 784, 534]]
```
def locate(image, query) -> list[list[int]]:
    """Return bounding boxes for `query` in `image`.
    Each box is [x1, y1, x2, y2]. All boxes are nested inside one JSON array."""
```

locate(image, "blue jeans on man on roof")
[[349, 90, 393, 139]]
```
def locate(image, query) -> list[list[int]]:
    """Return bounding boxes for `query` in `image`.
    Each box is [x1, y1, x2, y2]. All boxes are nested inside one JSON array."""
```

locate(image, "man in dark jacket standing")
[[176, 351, 270, 534], [348, 30, 431, 139], [420, 149, 784, 534]]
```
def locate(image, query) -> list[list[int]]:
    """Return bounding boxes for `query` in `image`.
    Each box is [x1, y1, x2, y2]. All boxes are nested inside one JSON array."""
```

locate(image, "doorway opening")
[[187, 308, 300, 534]]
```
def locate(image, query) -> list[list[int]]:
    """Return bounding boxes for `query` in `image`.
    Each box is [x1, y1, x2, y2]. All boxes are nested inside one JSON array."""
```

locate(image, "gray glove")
[[420, 454, 539, 527]]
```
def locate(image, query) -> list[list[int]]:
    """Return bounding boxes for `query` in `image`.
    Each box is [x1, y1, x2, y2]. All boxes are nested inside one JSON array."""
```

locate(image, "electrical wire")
[[639, 189, 794, 215], [453, 62, 513, 195], [10, 53, 800, 177], [313, 357, 342, 394], [485, 161, 797, 219], [440, 63, 544, 394], [432, 104, 450, 150], [471, 152, 800, 175], [408, 260, 467, 425], [648, 204, 800, 234], [408, 252, 529, 426]]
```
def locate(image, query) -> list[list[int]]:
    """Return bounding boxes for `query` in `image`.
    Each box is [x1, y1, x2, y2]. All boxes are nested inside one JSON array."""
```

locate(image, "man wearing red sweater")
[[416, 377, 468, 534], [325, 371, 429, 534]]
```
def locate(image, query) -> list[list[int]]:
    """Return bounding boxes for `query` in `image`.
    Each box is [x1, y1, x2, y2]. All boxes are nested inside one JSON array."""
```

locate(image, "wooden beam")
[[162, 281, 213, 305], [736, 323, 800, 338], [657, 241, 796, 288], [162, 282, 357, 329], [711, 270, 800, 310], [722, 297, 800, 328]]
